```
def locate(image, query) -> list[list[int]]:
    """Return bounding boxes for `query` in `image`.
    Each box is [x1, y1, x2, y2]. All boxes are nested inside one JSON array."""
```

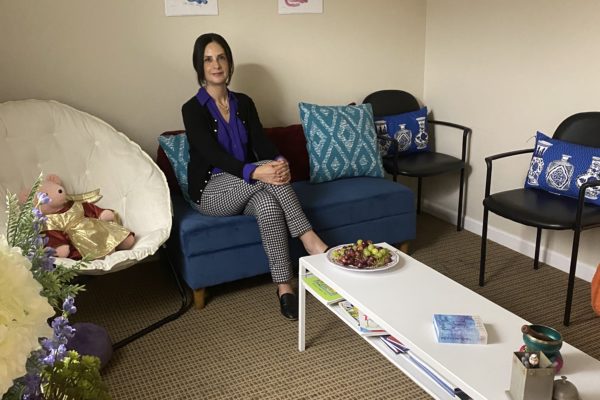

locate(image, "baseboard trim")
[[423, 200, 596, 283]]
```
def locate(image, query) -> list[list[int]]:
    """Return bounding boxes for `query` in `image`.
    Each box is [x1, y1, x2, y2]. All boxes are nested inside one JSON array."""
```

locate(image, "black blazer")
[[182, 92, 279, 205]]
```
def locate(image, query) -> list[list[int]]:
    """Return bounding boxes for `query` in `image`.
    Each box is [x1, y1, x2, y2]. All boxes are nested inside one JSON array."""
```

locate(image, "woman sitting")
[[181, 33, 328, 320]]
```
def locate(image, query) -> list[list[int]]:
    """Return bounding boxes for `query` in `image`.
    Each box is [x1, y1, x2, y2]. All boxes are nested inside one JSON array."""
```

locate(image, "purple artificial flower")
[[21, 372, 43, 400], [32, 215, 47, 228], [50, 316, 76, 347], [40, 314, 76, 366], [42, 351, 56, 366], [40, 257, 55, 272], [35, 236, 44, 247], [41, 247, 56, 271], [37, 192, 50, 205], [33, 206, 47, 223], [40, 337, 56, 358], [62, 296, 77, 315], [55, 343, 67, 359], [32, 208, 44, 219]]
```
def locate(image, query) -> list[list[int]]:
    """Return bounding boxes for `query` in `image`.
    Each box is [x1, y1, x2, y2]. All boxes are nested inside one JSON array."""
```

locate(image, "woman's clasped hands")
[[252, 159, 291, 185]]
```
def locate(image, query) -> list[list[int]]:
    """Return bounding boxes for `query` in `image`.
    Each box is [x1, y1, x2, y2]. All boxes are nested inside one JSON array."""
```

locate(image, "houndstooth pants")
[[192, 162, 313, 283]]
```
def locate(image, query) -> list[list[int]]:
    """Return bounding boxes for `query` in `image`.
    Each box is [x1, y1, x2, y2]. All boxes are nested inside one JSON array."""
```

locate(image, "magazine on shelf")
[[337, 301, 387, 336], [432, 314, 488, 344], [379, 335, 459, 397], [379, 335, 407, 354], [302, 274, 344, 304]]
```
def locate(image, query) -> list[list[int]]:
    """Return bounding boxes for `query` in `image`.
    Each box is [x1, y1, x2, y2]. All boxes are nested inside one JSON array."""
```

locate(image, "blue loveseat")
[[157, 127, 416, 308]]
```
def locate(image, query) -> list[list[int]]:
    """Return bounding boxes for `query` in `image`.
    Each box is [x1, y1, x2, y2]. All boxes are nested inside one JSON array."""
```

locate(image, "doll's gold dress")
[[44, 201, 131, 260]]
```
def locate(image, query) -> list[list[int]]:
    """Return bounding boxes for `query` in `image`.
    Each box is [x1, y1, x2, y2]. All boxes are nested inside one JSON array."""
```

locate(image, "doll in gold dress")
[[33, 174, 135, 260]]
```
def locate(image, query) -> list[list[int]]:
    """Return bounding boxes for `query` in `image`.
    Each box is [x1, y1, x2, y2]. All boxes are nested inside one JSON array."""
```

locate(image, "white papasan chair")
[[0, 99, 190, 349]]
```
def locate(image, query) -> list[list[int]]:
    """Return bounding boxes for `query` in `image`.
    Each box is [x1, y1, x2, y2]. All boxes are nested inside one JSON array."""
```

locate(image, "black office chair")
[[363, 90, 471, 231], [479, 112, 600, 326]]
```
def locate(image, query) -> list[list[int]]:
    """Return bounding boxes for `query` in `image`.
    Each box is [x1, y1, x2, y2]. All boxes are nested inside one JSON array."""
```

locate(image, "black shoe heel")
[[277, 290, 298, 321]]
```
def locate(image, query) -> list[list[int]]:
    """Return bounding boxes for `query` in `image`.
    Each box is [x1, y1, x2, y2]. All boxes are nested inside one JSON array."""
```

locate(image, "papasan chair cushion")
[[0, 99, 172, 274]]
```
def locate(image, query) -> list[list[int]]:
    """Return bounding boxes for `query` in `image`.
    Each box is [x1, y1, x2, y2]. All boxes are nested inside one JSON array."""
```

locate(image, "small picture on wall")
[[165, 0, 218, 17], [278, 0, 323, 15]]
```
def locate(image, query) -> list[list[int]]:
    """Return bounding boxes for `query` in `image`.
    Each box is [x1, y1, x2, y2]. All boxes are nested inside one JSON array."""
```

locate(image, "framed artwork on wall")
[[165, 0, 218, 17], [278, 0, 323, 15]]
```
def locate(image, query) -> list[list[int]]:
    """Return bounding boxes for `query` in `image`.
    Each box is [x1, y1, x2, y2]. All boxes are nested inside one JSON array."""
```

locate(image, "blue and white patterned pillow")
[[524, 131, 600, 206], [158, 133, 191, 202], [373, 107, 430, 157], [299, 102, 384, 184]]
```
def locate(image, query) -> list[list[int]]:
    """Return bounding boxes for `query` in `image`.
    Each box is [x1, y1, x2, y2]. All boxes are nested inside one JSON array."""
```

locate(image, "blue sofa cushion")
[[172, 177, 414, 256], [292, 177, 414, 231]]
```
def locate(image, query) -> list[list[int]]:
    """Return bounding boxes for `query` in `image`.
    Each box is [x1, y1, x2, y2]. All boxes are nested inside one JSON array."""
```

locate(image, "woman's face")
[[203, 41, 229, 87]]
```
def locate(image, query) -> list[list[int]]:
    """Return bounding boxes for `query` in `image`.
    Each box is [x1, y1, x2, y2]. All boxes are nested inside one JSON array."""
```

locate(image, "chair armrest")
[[485, 148, 534, 163], [484, 148, 534, 197], [575, 180, 600, 228], [428, 119, 472, 162]]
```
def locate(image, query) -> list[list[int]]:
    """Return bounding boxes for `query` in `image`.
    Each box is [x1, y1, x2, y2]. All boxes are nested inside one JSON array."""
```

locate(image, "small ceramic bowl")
[[522, 324, 563, 357]]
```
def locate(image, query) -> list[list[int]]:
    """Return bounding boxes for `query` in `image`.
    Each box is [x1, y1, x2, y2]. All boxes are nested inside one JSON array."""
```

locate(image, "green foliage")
[[6, 174, 41, 253], [35, 264, 86, 311], [1, 383, 24, 400], [42, 352, 111, 400]]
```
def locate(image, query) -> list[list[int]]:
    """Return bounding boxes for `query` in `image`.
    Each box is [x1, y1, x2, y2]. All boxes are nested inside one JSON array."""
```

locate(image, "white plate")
[[326, 244, 399, 272]]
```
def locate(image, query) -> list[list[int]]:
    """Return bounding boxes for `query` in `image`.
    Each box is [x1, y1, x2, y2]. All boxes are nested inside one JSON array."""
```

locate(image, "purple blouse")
[[196, 87, 257, 182]]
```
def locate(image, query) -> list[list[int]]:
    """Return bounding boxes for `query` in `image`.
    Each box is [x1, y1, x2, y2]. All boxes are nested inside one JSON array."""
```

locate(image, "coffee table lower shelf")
[[300, 283, 459, 400]]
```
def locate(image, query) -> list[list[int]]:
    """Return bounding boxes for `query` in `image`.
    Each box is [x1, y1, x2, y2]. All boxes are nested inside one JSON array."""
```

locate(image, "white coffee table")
[[298, 243, 600, 400]]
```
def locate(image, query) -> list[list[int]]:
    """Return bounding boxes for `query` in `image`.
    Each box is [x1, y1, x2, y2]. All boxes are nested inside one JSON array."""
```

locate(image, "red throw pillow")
[[157, 130, 185, 196], [264, 124, 310, 182]]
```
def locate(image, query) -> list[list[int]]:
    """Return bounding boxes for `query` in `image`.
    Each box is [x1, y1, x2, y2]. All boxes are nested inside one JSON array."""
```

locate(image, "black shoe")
[[277, 290, 298, 321]]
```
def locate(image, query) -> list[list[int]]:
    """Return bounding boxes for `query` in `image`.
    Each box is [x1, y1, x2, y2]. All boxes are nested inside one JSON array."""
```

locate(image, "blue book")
[[433, 314, 488, 344]]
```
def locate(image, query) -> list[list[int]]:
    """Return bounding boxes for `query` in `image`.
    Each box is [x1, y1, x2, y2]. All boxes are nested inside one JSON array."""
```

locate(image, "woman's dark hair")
[[192, 33, 234, 86]]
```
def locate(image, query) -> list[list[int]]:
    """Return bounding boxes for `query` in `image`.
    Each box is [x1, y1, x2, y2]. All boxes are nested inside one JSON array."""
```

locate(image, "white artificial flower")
[[0, 235, 54, 396]]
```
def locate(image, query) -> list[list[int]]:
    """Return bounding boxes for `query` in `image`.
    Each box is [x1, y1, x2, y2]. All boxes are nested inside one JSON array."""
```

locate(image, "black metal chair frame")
[[479, 113, 600, 326], [364, 90, 471, 231], [111, 245, 192, 350]]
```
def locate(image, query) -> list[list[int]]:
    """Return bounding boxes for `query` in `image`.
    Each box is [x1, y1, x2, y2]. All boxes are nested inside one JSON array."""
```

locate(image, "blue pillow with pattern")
[[158, 133, 191, 202], [373, 107, 429, 157], [299, 102, 384, 184], [524, 131, 600, 205]]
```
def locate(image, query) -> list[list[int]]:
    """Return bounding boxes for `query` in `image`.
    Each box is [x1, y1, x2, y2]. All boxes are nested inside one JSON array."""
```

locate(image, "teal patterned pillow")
[[158, 133, 191, 202], [299, 102, 384, 183]]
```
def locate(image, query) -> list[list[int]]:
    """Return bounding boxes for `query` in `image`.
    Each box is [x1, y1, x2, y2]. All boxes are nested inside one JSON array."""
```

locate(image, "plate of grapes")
[[327, 240, 398, 272]]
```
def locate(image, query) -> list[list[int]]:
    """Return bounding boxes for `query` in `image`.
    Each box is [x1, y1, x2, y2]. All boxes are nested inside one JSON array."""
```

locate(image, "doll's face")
[[38, 181, 68, 214]]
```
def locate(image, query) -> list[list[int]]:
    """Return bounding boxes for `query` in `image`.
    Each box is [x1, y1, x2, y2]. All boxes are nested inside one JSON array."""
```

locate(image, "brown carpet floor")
[[72, 213, 600, 399]]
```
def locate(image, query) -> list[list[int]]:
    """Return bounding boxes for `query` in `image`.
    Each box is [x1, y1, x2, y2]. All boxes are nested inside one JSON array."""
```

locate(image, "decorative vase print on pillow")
[[527, 140, 553, 186], [546, 154, 574, 191], [414, 116, 428, 150], [395, 123, 412, 152], [576, 156, 600, 200], [374, 120, 392, 156]]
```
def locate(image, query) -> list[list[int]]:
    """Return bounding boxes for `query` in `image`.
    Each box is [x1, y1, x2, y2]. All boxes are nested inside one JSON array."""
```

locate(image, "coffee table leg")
[[298, 262, 306, 351]]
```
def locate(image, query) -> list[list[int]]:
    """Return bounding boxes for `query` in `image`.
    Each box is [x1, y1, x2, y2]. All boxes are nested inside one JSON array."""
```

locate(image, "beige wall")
[[4, 0, 596, 278], [424, 0, 600, 280], [0, 0, 426, 156]]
